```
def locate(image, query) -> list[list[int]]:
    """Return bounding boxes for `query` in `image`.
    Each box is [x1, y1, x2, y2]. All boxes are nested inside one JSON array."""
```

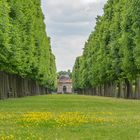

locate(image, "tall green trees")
[[0, 0, 57, 90], [72, 56, 82, 91], [0, 0, 11, 71], [72, 0, 140, 98]]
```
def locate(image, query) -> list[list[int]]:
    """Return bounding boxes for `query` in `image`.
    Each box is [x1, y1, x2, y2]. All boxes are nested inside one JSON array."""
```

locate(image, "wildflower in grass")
[[0, 111, 115, 128], [0, 134, 14, 140], [19, 111, 114, 127]]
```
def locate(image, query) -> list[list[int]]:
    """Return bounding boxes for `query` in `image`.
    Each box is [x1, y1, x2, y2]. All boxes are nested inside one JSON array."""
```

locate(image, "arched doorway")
[[63, 86, 67, 93]]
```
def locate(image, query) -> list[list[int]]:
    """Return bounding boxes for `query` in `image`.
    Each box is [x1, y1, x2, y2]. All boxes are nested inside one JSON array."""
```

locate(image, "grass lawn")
[[0, 94, 140, 140]]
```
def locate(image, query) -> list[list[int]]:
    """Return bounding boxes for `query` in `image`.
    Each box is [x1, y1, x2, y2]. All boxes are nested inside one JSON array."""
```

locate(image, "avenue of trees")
[[72, 0, 140, 99], [0, 0, 57, 98]]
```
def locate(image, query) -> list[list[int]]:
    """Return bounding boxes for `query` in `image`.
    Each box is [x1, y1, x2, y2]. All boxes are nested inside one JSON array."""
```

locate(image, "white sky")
[[41, 0, 107, 71]]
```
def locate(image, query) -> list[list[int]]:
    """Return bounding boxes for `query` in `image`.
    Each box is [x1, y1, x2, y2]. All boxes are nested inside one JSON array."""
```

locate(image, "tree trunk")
[[125, 79, 133, 99], [135, 78, 140, 99]]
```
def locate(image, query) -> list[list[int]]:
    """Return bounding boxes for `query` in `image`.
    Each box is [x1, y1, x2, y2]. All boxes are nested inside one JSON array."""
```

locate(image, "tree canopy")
[[57, 70, 72, 79], [72, 0, 140, 93], [0, 0, 57, 90]]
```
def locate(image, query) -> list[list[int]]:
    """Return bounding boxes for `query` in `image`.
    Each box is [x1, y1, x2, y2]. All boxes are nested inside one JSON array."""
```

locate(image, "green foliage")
[[72, 57, 82, 90], [0, 0, 11, 71], [57, 70, 72, 79], [0, 0, 57, 89], [72, 0, 140, 90]]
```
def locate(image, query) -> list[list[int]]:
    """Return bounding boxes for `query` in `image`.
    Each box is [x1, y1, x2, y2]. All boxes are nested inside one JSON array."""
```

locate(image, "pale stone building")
[[57, 75, 72, 94]]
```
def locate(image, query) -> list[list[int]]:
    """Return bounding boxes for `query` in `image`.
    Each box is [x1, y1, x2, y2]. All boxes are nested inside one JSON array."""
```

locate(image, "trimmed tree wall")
[[72, 0, 140, 100], [0, 0, 57, 93]]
